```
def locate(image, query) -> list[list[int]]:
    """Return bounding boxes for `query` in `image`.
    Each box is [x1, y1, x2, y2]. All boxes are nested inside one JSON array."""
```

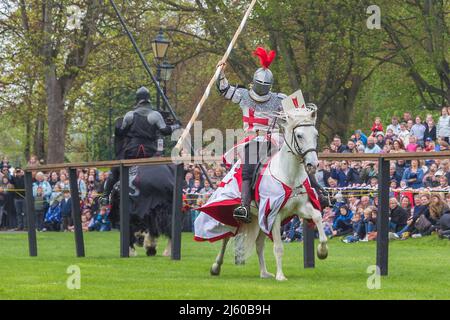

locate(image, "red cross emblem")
[[243, 108, 269, 130]]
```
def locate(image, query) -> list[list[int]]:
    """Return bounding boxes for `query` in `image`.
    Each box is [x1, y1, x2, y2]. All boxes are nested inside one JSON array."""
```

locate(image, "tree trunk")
[[45, 65, 66, 164]]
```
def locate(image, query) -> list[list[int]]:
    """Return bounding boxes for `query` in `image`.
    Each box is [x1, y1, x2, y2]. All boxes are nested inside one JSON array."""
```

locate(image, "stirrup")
[[233, 205, 252, 224]]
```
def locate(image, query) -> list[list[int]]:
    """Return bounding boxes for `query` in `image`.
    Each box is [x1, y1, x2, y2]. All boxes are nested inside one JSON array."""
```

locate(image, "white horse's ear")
[[274, 111, 289, 127], [307, 103, 318, 124], [311, 111, 317, 123]]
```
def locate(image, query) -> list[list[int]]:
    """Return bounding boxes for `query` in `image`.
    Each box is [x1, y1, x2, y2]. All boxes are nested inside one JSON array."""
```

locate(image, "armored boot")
[[233, 180, 252, 223]]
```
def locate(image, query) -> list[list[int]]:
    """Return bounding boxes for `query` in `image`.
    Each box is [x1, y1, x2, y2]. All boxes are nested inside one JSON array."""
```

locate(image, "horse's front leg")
[[163, 238, 172, 257], [144, 232, 157, 256], [211, 237, 230, 276], [309, 206, 328, 260], [256, 230, 274, 279], [272, 215, 287, 281]]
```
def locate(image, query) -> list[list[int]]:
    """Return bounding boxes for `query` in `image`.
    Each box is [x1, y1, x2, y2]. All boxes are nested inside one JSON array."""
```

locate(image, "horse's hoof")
[[146, 247, 157, 256], [162, 249, 171, 257], [210, 263, 221, 276], [129, 248, 138, 257], [276, 274, 288, 281], [260, 272, 274, 279], [317, 243, 328, 260]]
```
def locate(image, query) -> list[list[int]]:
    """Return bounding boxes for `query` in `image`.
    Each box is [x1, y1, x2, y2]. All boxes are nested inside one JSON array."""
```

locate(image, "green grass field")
[[0, 231, 449, 300]]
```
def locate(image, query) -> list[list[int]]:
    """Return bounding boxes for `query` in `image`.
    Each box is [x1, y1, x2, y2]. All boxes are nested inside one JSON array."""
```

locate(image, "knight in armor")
[[217, 47, 286, 223], [100, 86, 180, 204]]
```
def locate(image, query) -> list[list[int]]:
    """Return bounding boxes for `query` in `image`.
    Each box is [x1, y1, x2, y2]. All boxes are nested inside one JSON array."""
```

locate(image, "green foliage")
[[0, 0, 448, 160]]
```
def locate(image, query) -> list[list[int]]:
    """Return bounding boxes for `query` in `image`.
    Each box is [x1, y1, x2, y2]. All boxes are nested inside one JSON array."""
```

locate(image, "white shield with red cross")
[[281, 90, 306, 116], [282, 90, 317, 125]]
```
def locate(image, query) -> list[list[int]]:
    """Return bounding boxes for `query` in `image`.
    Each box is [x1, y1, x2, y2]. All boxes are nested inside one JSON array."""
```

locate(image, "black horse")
[[108, 118, 175, 256]]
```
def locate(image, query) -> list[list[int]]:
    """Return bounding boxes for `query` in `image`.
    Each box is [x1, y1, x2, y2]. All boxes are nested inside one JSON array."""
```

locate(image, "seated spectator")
[[397, 122, 410, 146], [389, 198, 409, 233], [391, 139, 406, 153], [1, 166, 11, 181], [362, 207, 376, 240], [284, 216, 302, 243], [390, 164, 402, 184], [423, 163, 439, 188], [183, 171, 194, 192], [342, 211, 364, 243], [352, 130, 368, 146], [331, 135, 347, 153], [88, 206, 111, 232], [407, 119, 414, 131], [332, 205, 353, 237], [437, 207, 450, 239], [423, 137, 435, 152], [330, 161, 361, 187], [322, 206, 335, 237], [394, 194, 431, 239], [386, 116, 401, 135], [360, 161, 378, 184], [400, 196, 413, 215], [438, 176, 449, 190], [375, 132, 385, 149], [365, 136, 382, 153], [48, 171, 59, 190], [344, 140, 357, 153], [81, 214, 90, 232], [411, 116, 426, 146], [405, 136, 419, 152], [389, 180, 398, 197], [385, 129, 397, 142], [199, 180, 214, 201], [437, 106, 450, 144], [191, 167, 203, 186], [424, 115, 437, 142], [371, 117, 384, 137], [33, 172, 52, 204], [402, 160, 424, 189], [27, 155, 40, 168], [382, 144, 391, 154], [347, 194, 360, 213], [360, 195, 372, 209], [43, 198, 62, 232], [429, 194, 449, 233], [437, 137, 450, 151], [315, 161, 331, 188]]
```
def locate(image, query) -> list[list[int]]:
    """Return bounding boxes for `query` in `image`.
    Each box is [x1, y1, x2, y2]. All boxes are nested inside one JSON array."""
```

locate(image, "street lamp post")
[[152, 28, 171, 111], [152, 28, 175, 156]]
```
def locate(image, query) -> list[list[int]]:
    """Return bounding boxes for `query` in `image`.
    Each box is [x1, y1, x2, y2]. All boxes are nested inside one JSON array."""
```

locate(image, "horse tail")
[[236, 212, 260, 260]]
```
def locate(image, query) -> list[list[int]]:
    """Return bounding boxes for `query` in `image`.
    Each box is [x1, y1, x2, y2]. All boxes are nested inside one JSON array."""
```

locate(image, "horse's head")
[[280, 103, 319, 170]]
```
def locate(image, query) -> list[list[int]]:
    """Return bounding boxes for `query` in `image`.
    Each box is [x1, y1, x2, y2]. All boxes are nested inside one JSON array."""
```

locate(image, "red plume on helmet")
[[253, 47, 276, 69]]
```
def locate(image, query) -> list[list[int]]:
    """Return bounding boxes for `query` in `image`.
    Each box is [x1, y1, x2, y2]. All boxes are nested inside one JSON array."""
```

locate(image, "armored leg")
[[233, 142, 259, 223]]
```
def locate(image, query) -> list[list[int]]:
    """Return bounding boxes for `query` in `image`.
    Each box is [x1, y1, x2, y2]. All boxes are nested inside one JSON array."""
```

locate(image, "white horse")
[[210, 106, 328, 281]]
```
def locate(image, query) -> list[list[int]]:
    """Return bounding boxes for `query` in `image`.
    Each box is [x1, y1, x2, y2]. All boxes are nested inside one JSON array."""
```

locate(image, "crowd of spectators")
[[282, 107, 450, 242], [0, 155, 111, 232], [1, 107, 450, 241]]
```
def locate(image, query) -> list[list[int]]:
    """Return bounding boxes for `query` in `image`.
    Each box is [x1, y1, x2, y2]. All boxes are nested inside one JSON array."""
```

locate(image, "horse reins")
[[280, 123, 318, 162]]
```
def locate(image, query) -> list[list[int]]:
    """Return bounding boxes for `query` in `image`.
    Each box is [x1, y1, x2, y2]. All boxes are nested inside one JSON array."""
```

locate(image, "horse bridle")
[[281, 123, 318, 162]]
